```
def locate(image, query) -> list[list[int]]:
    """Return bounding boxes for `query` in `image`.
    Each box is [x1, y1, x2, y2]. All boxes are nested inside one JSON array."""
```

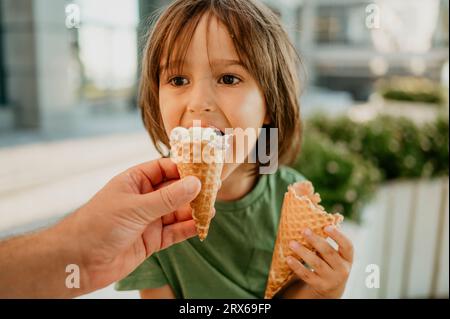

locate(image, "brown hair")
[[139, 0, 303, 169]]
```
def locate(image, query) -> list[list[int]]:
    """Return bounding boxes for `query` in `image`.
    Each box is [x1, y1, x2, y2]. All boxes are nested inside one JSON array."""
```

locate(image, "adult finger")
[[160, 220, 197, 250], [128, 158, 180, 191], [155, 179, 177, 191], [140, 176, 201, 220], [162, 205, 215, 225], [162, 203, 192, 225], [174, 206, 216, 222]]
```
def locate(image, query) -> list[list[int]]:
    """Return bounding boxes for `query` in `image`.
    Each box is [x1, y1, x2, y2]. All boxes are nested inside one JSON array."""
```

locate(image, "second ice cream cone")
[[264, 181, 344, 299]]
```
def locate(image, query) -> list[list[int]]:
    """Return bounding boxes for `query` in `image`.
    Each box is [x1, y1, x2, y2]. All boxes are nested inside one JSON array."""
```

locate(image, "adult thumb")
[[142, 176, 201, 220]]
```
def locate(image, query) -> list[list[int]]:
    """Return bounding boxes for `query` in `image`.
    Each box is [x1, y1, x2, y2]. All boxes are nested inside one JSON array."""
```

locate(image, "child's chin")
[[220, 162, 238, 182]]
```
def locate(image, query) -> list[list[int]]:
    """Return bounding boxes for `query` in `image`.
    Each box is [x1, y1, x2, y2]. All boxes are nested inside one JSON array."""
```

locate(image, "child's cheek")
[[226, 89, 266, 127], [159, 95, 180, 134]]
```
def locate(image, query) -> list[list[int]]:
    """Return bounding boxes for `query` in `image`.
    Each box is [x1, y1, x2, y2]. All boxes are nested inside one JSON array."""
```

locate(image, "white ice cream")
[[169, 126, 231, 150]]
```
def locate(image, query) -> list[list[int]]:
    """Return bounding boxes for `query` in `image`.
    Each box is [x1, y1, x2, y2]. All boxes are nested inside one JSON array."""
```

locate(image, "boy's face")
[[159, 14, 269, 180]]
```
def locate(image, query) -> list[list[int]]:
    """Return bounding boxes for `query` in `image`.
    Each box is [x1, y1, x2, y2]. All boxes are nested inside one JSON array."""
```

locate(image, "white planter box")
[[369, 93, 445, 125], [343, 177, 449, 299]]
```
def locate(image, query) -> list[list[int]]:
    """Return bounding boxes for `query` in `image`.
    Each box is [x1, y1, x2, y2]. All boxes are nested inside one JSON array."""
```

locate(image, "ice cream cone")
[[264, 181, 344, 299], [176, 142, 223, 240], [169, 127, 230, 241]]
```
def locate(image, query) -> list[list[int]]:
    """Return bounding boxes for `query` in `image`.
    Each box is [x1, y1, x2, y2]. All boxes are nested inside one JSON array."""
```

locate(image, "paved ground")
[[0, 130, 159, 234]]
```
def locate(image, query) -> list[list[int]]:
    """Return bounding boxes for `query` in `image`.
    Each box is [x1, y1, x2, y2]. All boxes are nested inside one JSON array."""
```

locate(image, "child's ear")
[[263, 113, 271, 125]]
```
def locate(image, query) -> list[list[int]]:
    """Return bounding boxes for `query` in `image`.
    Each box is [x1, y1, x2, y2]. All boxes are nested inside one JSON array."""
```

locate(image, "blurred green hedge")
[[377, 77, 446, 105], [291, 113, 449, 221], [376, 77, 445, 105], [292, 128, 381, 221]]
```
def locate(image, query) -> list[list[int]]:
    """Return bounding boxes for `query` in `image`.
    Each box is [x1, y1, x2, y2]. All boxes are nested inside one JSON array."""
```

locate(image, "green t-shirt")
[[115, 166, 305, 298]]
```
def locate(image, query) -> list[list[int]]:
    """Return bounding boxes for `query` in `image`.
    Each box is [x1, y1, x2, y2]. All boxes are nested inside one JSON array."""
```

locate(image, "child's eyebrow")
[[159, 59, 245, 74], [211, 59, 245, 68], [159, 60, 188, 74]]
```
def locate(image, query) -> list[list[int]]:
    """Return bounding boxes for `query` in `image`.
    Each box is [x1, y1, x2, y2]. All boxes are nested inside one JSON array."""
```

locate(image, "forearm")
[[0, 221, 88, 298]]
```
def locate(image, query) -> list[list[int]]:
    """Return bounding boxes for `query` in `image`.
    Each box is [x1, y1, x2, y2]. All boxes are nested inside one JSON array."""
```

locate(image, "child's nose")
[[186, 80, 217, 114]]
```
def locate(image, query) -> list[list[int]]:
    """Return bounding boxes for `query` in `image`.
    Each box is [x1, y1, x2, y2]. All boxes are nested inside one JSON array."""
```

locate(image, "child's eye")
[[169, 76, 189, 87], [219, 74, 241, 85]]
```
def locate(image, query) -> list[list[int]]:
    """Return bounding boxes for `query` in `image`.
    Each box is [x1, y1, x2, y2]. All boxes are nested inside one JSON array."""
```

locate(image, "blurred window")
[[0, 3, 6, 106], [75, 0, 139, 104], [315, 4, 373, 47], [433, 0, 449, 48]]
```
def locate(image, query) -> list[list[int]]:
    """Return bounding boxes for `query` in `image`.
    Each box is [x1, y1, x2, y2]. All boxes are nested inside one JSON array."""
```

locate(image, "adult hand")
[[0, 158, 205, 298], [60, 158, 203, 294]]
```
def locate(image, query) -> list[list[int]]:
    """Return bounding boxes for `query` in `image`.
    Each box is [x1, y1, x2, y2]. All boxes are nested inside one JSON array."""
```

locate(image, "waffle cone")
[[264, 181, 344, 299], [172, 141, 224, 241]]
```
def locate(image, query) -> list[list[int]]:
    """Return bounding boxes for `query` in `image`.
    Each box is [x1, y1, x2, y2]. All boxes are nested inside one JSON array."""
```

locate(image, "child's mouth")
[[187, 124, 227, 136]]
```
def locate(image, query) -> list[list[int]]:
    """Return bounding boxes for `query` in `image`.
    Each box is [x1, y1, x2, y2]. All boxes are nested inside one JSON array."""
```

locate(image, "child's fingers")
[[324, 226, 354, 263], [286, 256, 320, 287], [289, 241, 332, 277], [301, 228, 343, 270]]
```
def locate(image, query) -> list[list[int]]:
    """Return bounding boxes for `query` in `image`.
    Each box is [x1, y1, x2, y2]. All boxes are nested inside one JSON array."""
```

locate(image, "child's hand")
[[285, 226, 353, 299]]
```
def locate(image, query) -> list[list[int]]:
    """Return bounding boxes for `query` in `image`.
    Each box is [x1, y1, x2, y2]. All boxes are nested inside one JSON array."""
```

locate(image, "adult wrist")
[[48, 212, 92, 298]]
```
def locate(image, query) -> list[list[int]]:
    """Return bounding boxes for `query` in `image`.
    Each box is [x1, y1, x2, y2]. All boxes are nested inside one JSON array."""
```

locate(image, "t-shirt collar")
[[215, 174, 268, 212]]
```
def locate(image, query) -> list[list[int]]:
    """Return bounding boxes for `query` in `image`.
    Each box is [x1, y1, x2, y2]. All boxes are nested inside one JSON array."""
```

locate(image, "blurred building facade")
[[0, 0, 448, 133], [0, 0, 145, 134], [265, 0, 449, 100], [1, 0, 78, 132]]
